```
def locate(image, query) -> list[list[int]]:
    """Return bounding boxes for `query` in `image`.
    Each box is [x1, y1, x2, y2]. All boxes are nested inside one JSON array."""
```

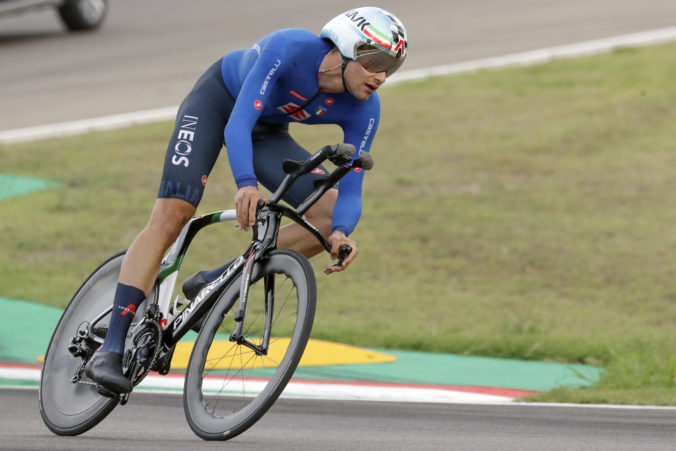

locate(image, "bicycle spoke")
[[206, 351, 259, 414]]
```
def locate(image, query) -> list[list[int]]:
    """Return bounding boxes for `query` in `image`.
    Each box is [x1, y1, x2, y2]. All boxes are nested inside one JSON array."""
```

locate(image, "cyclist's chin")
[[350, 86, 374, 101]]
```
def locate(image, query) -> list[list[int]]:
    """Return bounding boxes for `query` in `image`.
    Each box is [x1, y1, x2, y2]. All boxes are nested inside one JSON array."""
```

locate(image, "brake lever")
[[324, 244, 352, 274]]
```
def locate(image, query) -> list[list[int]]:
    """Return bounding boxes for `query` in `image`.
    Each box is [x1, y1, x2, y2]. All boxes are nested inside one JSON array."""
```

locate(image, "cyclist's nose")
[[374, 71, 386, 85]]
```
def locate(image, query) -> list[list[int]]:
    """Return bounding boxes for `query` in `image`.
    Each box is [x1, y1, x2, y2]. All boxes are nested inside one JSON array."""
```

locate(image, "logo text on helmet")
[[394, 39, 406, 57], [345, 10, 370, 31]]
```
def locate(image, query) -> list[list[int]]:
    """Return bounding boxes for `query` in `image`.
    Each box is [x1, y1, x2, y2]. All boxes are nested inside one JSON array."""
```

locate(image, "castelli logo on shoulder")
[[254, 100, 262, 110], [325, 98, 335, 105], [359, 117, 375, 152], [260, 59, 282, 95], [201, 175, 208, 186]]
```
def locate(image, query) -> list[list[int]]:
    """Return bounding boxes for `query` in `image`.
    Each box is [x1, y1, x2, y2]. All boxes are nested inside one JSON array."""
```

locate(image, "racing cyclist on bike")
[[85, 6, 408, 394]]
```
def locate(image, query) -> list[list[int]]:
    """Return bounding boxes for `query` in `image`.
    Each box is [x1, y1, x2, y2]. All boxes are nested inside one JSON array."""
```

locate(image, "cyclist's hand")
[[325, 231, 358, 275], [234, 186, 266, 231]]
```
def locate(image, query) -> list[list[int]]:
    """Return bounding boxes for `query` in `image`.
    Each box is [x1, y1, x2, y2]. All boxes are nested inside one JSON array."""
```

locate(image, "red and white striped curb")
[[0, 363, 533, 404]]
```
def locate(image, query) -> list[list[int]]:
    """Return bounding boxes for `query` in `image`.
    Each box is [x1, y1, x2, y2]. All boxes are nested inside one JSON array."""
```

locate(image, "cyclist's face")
[[344, 61, 386, 101]]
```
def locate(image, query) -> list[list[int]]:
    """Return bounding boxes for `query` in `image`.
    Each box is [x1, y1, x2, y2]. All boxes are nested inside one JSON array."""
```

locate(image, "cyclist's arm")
[[332, 99, 380, 237], [224, 48, 286, 228], [224, 49, 285, 189]]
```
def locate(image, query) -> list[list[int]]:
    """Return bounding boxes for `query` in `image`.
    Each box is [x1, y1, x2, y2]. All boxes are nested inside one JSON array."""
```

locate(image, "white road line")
[[4, 366, 675, 409], [386, 25, 676, 84], [0, 367, 514, 404], [0, 107, 178, 145], [6, 367, 676, 409], [5, 382, 676, 410], [511, 401, 676, 411], [2, 25, 676, 145]]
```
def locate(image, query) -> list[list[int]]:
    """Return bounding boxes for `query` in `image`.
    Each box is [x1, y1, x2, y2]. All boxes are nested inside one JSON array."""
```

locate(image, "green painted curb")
[[0, 297, 602, 391], [0, 173, 58, 202], [0, 297, 63, 363], [292, 350, 601, 391]]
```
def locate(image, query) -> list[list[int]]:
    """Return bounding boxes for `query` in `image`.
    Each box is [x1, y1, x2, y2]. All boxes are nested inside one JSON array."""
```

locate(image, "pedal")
[[94, 384, 131, 405], [92, 326, 108, 339], [95, 384, 122, 401]]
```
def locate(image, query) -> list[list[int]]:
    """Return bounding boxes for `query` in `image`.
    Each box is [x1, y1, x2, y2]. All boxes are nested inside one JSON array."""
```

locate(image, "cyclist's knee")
[[145, 198, 195, 244]]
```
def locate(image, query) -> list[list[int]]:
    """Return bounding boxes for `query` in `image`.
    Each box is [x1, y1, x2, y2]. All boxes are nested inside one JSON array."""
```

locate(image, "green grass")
[[2, 42, 676, 405]]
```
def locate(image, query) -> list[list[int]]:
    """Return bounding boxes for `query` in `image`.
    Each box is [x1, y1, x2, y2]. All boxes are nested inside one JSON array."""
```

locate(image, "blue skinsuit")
[[159, 28, 380, 236]]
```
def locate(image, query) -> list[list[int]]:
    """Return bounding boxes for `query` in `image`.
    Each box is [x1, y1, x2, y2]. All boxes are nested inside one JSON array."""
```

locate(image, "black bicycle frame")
[[146, 143, 371, 353]]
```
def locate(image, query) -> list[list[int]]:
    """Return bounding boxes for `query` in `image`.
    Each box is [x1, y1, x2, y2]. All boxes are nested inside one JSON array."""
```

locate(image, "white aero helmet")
[[320, 6, 408, 76]]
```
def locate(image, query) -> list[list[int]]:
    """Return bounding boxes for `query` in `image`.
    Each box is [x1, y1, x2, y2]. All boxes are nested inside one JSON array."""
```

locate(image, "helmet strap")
[[341, 57, 351, 95]]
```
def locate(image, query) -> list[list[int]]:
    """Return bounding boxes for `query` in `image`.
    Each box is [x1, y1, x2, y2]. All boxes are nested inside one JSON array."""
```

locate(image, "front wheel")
[[183, 249, 317, 441]]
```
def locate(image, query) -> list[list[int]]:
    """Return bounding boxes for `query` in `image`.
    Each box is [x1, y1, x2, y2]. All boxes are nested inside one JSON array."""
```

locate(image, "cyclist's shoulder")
[[266, 28, 320, 43], [258, 28, 324, 55]]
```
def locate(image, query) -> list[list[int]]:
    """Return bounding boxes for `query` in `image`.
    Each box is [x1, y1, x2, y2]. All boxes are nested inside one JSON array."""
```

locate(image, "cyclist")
[[85, 6, 408, 394]]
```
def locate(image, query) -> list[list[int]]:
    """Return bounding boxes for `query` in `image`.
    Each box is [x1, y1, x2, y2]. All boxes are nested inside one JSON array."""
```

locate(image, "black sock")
[[100, 283, 147, 354]]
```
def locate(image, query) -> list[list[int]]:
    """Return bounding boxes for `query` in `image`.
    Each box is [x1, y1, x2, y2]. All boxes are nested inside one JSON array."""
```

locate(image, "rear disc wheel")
[[39, 251, 155, 435]]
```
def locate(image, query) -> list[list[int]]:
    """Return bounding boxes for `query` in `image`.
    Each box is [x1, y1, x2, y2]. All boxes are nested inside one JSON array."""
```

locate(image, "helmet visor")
[[354, 45, 405, 76]]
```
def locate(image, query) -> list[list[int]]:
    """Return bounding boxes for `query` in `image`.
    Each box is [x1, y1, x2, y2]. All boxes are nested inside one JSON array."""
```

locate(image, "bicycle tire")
[[39, 250, 153, 435], [183, 249, 317, 441]]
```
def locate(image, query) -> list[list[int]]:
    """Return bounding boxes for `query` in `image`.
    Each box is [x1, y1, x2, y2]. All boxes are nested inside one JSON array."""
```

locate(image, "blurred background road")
[[2, 0, 676, 130]]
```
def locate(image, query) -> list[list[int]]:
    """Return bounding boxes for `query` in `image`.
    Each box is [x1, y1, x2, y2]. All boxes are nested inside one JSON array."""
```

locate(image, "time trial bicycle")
[[39, 142, 372, 441]]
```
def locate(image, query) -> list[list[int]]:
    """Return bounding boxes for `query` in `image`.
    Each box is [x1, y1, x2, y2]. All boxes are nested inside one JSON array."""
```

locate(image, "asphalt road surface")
[[2, 0, 676, 130], [3, 388, 675, 451]]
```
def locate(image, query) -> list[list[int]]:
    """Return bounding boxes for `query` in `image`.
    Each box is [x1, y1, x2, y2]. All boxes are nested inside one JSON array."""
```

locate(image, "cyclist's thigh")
[[158, 61, 233, 208], [252, 129, 331, 208]]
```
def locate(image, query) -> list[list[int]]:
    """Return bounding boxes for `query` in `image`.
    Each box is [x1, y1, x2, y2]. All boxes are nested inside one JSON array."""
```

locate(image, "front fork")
[[230, 203, 278, 355], [230, 272, 275, 356]]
